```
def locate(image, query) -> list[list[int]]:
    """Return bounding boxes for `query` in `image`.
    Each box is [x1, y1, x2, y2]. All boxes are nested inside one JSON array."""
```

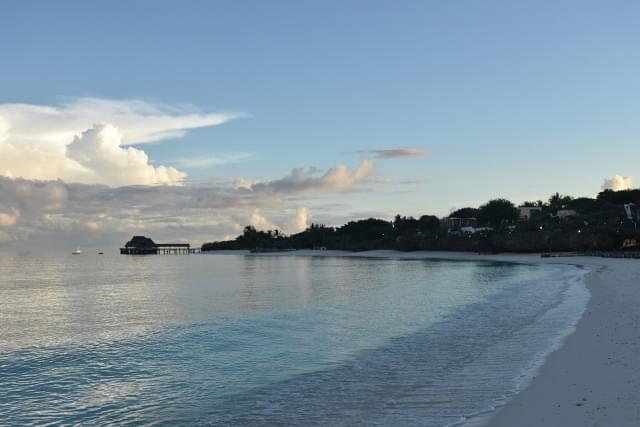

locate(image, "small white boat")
[[72, 248, 82, 255]]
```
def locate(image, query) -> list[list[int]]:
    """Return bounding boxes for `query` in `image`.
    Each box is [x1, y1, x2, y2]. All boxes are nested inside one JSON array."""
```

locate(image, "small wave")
[[0, 258, 590, 427]]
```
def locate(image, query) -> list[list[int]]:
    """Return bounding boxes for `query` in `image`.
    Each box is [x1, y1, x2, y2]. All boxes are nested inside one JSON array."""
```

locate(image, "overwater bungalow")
[[120, 236, 200, 255]]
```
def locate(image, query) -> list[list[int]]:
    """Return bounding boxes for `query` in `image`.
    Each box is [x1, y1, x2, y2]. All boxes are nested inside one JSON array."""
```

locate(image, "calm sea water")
[[0, 252, 589, 426]]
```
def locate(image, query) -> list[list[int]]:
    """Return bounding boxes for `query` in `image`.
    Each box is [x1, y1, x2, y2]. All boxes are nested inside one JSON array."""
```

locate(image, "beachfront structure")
[[460, 226, 494, 235], [518, 206, 543, 220], [556, 209, 577, 219], [445, 217, 477, 233], [120, 235, 200, 255]]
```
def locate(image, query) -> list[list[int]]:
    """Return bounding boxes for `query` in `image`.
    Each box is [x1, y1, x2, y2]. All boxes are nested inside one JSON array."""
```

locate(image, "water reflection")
[[0, 252, 585, 427]]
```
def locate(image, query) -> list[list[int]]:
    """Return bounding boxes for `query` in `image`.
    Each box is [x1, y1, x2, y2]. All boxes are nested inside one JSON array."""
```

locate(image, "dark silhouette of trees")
[[548, 192, 573, 212], [522, 200, 545, 207], [597, 189, 640, 205], [418, 215, 441, 235], [202, 188, 640, 253], [202, 225, 287, 250], [449, 207, 479, 218], [337, 218, 392, 241], [392, 215, 419, 235], [477, 199, 519, 227], [288, 223, 335, 248], [568, 197, 600, 214]]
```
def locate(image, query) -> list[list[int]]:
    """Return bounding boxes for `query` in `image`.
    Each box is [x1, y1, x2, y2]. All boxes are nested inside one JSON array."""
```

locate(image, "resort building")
[[556, 209, 577, 219], [518, 206, 543, 220], [460, 226, 494, 235], [445, 217, 477, 233]]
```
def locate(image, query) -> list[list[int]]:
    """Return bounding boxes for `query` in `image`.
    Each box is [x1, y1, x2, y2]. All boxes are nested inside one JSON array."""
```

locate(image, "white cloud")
[[291, 207, 309, 233], [248, 209, 278, 231], [358, 147, 427, 159], [0, 97, 239, 145], [240, 160, 375, 194], [175, 152, 254, 168], [0, 161, 381, 246], [0, 175, 268, 246], [233, 178, 256, 190], [602, 175, 635, 191], [66, 123, 186, 186], [85, 221, 99, 232], [0, 98, 240, 185]]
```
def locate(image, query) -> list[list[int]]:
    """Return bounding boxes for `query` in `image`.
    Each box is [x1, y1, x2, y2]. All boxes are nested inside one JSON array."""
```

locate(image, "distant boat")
[[98, 251, 104, 255], [72, 248, 82, 255]]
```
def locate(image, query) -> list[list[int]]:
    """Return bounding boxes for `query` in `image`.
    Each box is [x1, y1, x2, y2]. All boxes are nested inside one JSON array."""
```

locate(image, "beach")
[[486, 255, 640, 427], [2, 249, 638, 425], [253, 250, 640, 426]]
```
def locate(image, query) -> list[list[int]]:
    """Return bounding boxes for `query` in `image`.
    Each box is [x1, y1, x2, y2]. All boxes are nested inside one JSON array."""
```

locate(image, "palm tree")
[[548, 192, 572, 211]]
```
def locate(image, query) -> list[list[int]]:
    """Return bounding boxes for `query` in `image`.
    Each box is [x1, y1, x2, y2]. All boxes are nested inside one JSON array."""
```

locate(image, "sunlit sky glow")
[[1, 1, 639, 248]]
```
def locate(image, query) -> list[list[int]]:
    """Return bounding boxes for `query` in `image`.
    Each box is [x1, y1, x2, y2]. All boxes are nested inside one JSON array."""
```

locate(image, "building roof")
[[125, 235, 157, 248]]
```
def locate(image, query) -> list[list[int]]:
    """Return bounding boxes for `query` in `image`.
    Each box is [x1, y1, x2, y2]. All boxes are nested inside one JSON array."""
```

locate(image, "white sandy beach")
[[247, 250, 640, 426]]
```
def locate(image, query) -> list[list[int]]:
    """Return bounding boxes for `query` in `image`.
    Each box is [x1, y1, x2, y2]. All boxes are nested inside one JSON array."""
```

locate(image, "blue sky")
[[1, 1, 639, 244]]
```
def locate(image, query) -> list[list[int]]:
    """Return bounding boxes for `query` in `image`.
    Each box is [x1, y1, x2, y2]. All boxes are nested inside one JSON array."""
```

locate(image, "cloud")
[[66, 123, 186, 186], [358, 147, 427, 159], [0, 175, 269, 245], [292, 207, 309, 233], [233, 178, 256, 190], [0, 211, 17, 227], [0, 98, 240, 185], [248, 209, 278, 231], [0, 159, 380, 247], [0, 97, 239, 145], [602, 175, 635, 191], [175, 152, 254, 168], [240, 160, 375, 194]]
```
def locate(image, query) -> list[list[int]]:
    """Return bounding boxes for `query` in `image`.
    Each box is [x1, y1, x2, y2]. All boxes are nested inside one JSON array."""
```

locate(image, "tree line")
[[201, 189, 640, 253]]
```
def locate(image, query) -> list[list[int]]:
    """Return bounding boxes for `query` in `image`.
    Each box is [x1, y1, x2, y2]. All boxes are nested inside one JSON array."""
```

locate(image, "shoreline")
[[229, 249, 640, 426]]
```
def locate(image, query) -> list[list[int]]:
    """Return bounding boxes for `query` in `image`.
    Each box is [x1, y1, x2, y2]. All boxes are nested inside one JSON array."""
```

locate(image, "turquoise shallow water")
[[0, 252, 588, 426]]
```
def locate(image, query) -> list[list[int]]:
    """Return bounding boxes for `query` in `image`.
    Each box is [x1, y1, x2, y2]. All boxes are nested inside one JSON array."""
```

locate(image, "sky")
[[1, 0, 639, 249]]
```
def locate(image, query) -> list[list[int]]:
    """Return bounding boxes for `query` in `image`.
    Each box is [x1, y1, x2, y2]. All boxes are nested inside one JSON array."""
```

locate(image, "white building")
[[460, 226, 494, 234], [444, 217, 477, 233], [518, 206, 543, 220], [557, 209, 577, 219]]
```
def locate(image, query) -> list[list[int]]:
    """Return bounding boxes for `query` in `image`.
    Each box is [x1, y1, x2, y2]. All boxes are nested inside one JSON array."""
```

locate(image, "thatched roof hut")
[[121, 235, 196, 255], [121, 236, 158, 254], [125, 235, 157, 249]]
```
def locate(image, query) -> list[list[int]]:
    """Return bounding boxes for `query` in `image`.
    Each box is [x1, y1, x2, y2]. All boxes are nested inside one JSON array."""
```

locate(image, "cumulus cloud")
[[66, 123, 186, 186], [602, 175, 635, 191], [233, 178, 256, 190], [0, 175, 269, 245], [240, 160, 375, 194], [358, 147, 427, 159], [292, 207, 309, 233], [0, 98, 240, 185], [248, 209, 278, 231], [0, 159, 380, 246]]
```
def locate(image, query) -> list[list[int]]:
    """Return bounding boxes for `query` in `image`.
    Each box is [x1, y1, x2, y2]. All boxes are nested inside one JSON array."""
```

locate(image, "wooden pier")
[[120, 236, 201, 255], [156, 244, 201, 255]]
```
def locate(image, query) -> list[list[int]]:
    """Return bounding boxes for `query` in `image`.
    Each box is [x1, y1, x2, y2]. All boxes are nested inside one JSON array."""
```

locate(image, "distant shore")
[[218, 249, 640, 426]]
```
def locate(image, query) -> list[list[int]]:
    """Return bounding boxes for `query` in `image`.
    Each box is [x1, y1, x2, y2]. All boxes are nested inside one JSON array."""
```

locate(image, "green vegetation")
[[201, 189, 640, 253], [476, 199, 519, 227]]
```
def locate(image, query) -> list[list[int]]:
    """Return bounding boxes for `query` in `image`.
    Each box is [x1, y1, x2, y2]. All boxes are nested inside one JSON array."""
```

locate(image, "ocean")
[[0, 251, 589, 426]]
